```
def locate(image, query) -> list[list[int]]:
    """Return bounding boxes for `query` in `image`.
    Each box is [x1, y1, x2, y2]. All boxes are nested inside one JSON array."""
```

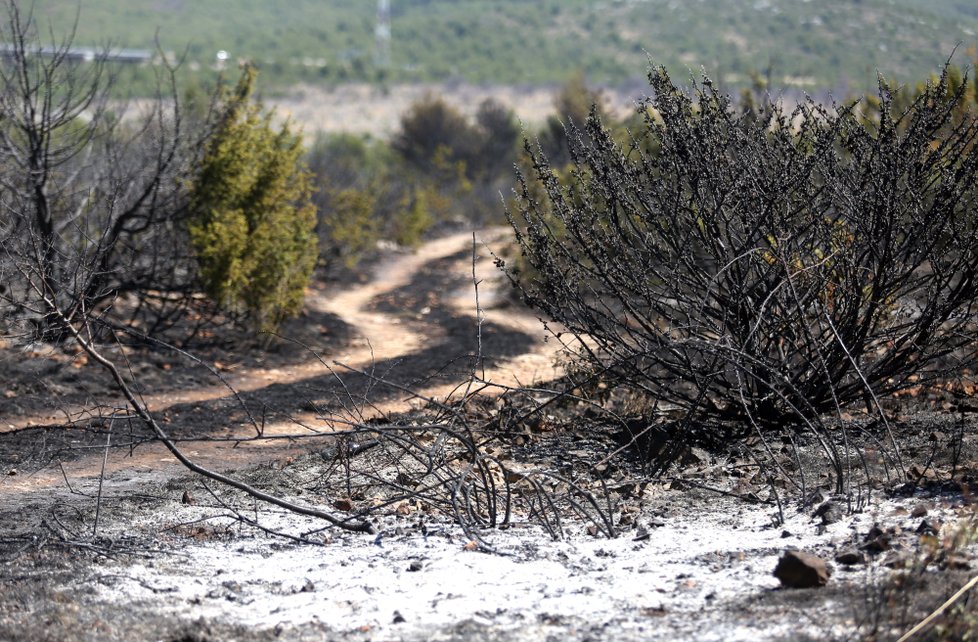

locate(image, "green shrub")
[[391, 93, 519, 225], [189, 66, 317, 332], [393, 186, 436, 248], [537, 72, 608, 168], [860, 57, 978, 129], [320, 187, 380, 268]]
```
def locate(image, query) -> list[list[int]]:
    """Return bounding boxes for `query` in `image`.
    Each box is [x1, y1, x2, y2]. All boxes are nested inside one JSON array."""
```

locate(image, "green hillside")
[[29, 0, 978, 94]]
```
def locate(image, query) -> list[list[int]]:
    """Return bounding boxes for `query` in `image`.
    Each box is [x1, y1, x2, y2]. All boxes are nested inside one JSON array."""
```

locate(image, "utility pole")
[[375, 0, 391, 69]]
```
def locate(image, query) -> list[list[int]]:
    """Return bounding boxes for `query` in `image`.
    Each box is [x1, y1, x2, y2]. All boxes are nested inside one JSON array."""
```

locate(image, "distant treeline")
[[33, 0, 978, 96]]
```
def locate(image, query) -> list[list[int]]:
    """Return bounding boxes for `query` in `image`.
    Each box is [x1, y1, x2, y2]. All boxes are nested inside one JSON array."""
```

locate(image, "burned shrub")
[[508, 66, 978, 446], [0, 3, 218, 344]]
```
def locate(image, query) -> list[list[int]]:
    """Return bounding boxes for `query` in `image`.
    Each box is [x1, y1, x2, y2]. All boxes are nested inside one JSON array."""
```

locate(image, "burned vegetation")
[[3, 1, 978, 636], [508, 64, 978, 498]]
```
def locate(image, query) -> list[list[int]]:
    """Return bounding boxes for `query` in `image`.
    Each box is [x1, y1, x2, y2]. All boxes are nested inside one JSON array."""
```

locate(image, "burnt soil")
[[3, 230, 978, 641]]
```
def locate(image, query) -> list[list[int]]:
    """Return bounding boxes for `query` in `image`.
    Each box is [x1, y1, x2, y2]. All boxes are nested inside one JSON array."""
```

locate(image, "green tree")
[[393, 186, 436, 248], [392, 93, 481, 178], [320, 187, 379, 268], [538, 72, 608, 168], [473, 98, 520, 181], [189, 66, 318, 332]]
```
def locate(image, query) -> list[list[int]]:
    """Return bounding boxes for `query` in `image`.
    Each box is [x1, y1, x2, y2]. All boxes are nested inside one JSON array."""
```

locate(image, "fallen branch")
[[61, 313, 375, 534]]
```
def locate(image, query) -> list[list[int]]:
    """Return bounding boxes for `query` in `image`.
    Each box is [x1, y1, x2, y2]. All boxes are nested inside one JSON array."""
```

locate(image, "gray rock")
[[774, 551, 831, 588], [814, 501, 843, 525], [916, 519, 938, 536], [834, 549, 865, 566], [863, 525, 893, 553], [911, 502, 932, 518]]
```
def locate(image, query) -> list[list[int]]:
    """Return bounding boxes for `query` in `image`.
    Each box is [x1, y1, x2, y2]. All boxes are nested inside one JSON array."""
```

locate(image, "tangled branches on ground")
[[48, 315, 618, 547], [507, 65, 978, 479], [311, 413, 618, 547]]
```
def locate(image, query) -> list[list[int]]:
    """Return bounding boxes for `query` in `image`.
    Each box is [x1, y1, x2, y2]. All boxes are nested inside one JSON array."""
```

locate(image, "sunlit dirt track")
[[0, 228, 560, 494]]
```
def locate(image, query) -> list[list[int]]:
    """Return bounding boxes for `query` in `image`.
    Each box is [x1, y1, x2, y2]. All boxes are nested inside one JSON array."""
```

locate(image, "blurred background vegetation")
[[33, 0, 978, 96], [7, 0, 978, 333]]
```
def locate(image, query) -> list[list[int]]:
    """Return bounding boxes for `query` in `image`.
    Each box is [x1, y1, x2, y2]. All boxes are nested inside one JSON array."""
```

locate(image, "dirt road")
[[1, 230, 973, 642], [0, 228, 558, 492]]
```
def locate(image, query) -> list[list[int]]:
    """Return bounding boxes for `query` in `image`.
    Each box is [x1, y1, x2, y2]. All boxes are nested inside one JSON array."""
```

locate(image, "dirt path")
[[138, 226, 558, 426], [0, 228, 559, 492], [2, 232, 976, 642]]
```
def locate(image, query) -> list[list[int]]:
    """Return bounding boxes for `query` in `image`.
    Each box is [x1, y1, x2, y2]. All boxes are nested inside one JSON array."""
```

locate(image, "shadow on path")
[[0, 236, 540, 469]]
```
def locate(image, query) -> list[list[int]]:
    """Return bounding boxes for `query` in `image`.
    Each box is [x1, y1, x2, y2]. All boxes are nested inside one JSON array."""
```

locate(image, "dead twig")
[[896, 574, 978, 642], [59, 312, 375, 534]]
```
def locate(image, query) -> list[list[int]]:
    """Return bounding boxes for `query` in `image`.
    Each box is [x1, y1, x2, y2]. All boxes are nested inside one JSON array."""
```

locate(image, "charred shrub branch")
[[508, 66, 978, 461]]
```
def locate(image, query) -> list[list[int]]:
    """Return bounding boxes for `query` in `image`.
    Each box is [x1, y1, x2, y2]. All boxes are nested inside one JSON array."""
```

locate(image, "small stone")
[[333, 498, 354, 512], [883, 552, 913, 569], [408, 560, 423, 572], [594, 463, 613, 478], [814, 501, 843, 525], [392, 611, 406, 624], [640, 605, 667, 617], [504, 470, 526, 483], [395, 501, 412, 516], [613, 482, 638, 496], [835, 550, 865, 566], [633, 525, 651, 541], [780, 530, 792, 539], [863, 525, 891, 553], [908, 464, 936, 481], [910, 502, 931, 518], [669, 479, 687, 490], [683, 447, 711, 465], [774, 551, 831, 588], [916, 519, 939, 536], [944, 554, 971, 570]]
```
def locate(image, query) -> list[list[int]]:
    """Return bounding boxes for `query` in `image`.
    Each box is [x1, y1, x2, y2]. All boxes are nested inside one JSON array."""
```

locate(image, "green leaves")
[[189, 66, 318, 332]]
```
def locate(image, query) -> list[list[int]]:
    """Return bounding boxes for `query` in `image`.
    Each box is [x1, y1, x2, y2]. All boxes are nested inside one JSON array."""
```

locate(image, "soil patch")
[[3, 230, 978, 641]]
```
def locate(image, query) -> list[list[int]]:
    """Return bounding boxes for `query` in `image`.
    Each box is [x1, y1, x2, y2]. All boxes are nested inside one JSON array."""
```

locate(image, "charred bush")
[[0, 2, 217, 344], [508, 66, 978, 444]]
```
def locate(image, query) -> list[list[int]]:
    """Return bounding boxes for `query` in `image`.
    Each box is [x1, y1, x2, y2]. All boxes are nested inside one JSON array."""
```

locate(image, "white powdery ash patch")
[[91, 494, 951, 640]]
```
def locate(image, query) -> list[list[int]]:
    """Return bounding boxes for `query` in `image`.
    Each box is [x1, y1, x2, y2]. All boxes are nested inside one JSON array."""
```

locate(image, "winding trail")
[[139, 227, 559, 425], [0, 228, 560, 492]]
